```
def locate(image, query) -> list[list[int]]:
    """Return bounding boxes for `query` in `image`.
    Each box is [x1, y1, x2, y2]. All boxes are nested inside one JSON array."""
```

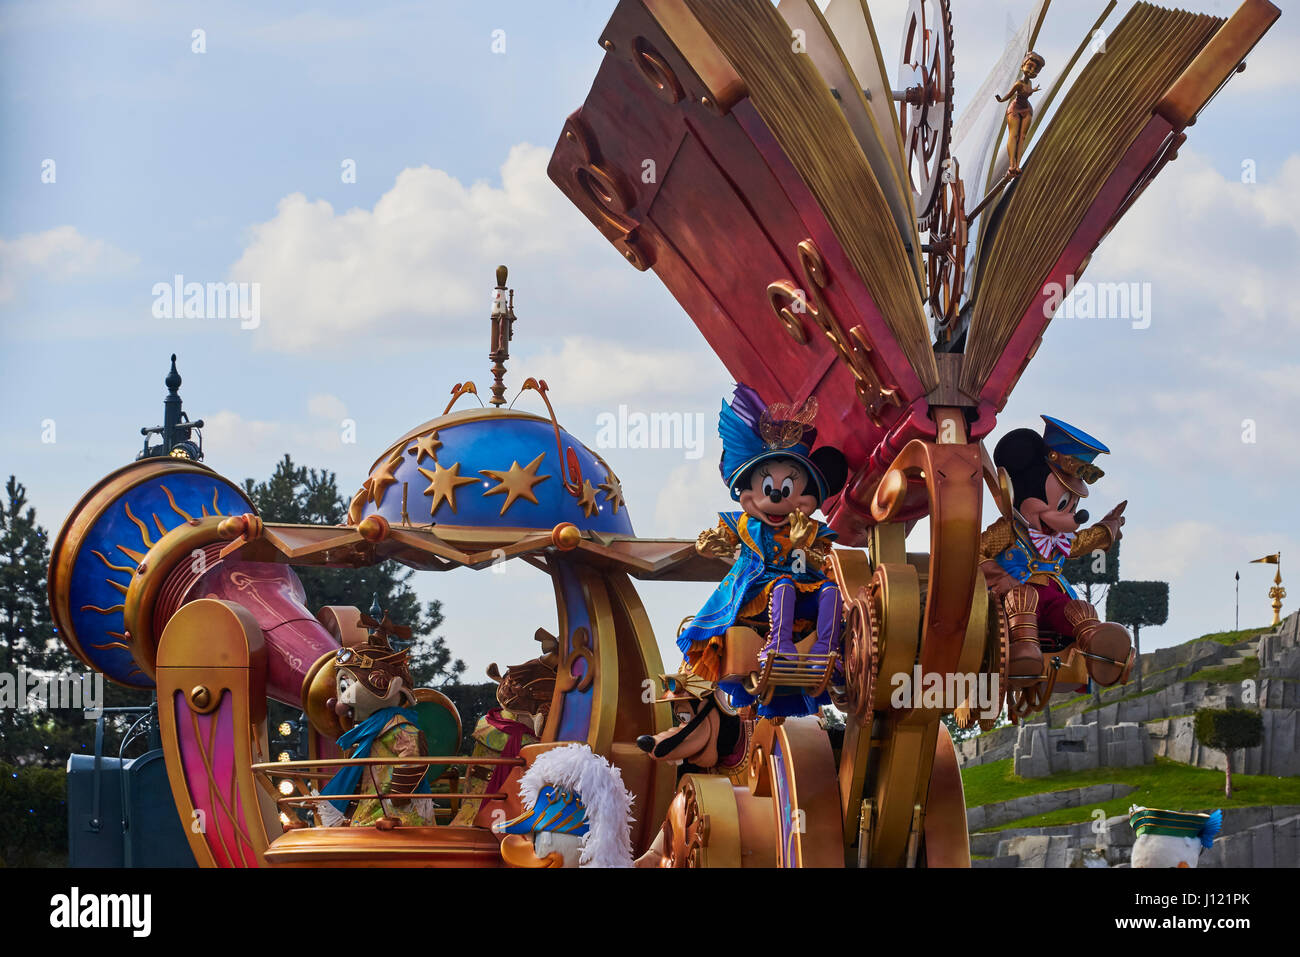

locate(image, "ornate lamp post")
[[137, 354, 205, 461], [1251, 553, 1285, 627]]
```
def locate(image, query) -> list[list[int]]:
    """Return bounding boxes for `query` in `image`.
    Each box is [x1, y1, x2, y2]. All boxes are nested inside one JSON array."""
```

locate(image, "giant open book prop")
[[549, 0, 1278, 545]]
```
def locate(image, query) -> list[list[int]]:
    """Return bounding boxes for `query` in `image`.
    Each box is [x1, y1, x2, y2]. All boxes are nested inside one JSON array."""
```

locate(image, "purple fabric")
[[814, 583, 842, 656], [729, 383, 767, 431], [767, 578, 798, 658]]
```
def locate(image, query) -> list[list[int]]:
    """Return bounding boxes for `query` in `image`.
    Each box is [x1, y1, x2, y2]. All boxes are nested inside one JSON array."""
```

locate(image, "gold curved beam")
[[870, 438, 982, 681]]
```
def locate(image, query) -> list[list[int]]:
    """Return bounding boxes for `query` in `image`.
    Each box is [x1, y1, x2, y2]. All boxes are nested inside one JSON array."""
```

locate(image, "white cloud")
[[1093, 150, 1300, 330], [520, 336, 729, 408], [306, 393, 349, 420], [0, 226, 138, 302], [228, 143, 646, 355], [654, 456, 726, 535], [201, 393, 353, 463]]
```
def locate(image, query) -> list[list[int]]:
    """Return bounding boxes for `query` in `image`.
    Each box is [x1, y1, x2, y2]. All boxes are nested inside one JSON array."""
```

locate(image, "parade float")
[[47, 0, 1278, 867]]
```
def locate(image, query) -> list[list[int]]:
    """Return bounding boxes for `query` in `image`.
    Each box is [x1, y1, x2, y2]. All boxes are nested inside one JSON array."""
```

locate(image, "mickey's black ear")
[[810, 446, 848, 500], [993, 429, 1046, 473]]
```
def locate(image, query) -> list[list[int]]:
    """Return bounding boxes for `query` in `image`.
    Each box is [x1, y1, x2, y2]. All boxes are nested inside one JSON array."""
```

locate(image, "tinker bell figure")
[[677, 385, 848, 718], [995, 51, 1044, 176]]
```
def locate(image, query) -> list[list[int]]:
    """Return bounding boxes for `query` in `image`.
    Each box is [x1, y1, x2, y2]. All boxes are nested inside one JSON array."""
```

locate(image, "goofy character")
[[634, 672, 752, 775], [678, 384, 848, 718], [317, 611, 433, 828], [980, 416, 1133, 687]]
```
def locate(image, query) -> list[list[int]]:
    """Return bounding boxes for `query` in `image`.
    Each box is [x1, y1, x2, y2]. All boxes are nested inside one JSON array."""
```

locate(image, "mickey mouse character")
[[980, 416, 1133, 687], [677, 384, 848, 718]]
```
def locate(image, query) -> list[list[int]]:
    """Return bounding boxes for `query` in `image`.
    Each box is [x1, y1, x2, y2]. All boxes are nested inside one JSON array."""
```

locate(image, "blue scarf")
[[319, 706, 429, 813]]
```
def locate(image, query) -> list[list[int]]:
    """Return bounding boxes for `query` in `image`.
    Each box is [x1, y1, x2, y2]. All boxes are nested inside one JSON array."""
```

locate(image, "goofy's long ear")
[[810, 446, 848, 501]]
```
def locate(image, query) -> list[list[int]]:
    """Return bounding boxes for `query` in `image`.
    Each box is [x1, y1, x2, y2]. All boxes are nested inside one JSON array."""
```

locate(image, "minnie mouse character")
[[677, 384, 848, 718], [981, 416, 1133, 687]]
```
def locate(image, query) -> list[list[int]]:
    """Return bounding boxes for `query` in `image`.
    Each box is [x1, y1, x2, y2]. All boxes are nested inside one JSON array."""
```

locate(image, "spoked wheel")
[[896, 0, 955, 230], [842, 584, 882, 723], [925, 158, 968, 334]]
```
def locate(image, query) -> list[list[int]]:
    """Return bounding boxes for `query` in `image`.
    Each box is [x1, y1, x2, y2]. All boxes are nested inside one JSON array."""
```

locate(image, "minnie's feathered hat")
[[718, 384, 845, 504]]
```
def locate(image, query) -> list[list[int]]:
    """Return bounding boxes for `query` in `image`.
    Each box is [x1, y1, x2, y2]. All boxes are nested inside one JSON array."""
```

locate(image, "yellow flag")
[[1251, 553, 1281, 564]]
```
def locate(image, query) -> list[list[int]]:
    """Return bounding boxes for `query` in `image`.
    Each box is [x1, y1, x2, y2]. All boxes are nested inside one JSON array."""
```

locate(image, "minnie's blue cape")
[[677, 512, 834, 658]]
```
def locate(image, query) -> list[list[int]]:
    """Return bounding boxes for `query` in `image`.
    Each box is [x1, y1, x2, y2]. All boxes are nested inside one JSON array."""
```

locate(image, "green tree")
[[0, 476, 149, 769], [1105, 580, 1168, 691], [1062, 539, 1120, 604], [241, 456, 465, 688], [0, 760, 67, 866], [1194, 708, 1263, 798]]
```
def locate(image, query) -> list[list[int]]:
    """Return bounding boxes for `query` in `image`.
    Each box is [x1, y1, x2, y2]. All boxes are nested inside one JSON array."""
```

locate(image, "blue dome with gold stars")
[[349, 407, 631, 535]]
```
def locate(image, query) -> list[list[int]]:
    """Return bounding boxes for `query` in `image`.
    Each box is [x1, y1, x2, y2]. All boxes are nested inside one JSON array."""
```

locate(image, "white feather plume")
[[517, 743, 636, 868]]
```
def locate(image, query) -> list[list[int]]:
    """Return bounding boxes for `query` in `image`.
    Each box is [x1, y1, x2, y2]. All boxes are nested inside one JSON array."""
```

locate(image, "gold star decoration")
[[480, 453, 551, 516], [407, 431, 442, 464], [577, 479, 600, 518], [418, 461, 478, 517], [348, 481, 373, 524], [369, 454, 404, 507], [598, 471, 624, 514]]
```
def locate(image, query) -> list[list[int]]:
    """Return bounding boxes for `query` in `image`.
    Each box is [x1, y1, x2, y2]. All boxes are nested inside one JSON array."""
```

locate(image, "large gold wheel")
[[843, 585, 881, 722], [657, 775, 741, 868]]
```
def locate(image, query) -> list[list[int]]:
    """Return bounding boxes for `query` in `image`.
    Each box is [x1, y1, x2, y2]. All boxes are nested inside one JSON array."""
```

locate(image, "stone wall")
[[1014, 720, 1153, 778], [965, 783, 1135, 832], [1148, 709, 1300, 777], [971, 805, 1300, 868]]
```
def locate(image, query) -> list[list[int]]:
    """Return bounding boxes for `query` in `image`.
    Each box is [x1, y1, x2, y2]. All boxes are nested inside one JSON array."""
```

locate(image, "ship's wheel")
[[659, 776, 718, 867], [896, 0, 955, 231], [925, 159, 968, 332]]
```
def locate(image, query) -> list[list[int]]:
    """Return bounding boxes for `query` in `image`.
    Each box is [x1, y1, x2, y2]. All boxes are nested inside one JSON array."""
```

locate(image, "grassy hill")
[[962, 756, 1300, 832]]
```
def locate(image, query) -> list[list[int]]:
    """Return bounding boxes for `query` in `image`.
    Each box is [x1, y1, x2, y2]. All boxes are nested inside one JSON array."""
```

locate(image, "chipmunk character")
[[451, 628, 558, 827], [678, 385, 848, 718], [980, 416, 1133, 687], [317, 610, 434, 828]]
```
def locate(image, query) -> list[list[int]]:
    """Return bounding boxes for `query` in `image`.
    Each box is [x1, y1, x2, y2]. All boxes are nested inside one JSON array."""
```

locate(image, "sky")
[[1, 0, 1297, 685]]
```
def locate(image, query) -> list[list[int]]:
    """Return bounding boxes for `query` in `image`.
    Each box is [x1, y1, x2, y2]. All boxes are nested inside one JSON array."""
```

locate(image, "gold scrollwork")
[[556, 625, 595, 694], [559, 115, 654, 271], [634, 36, 683, 105], [767, 240, 903, 426], [765, 280, 810, 344]]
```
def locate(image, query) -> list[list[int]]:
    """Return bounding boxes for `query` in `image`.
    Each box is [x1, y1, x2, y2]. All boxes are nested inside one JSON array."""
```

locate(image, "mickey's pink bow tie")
[[1029, 529, 1075, 557]]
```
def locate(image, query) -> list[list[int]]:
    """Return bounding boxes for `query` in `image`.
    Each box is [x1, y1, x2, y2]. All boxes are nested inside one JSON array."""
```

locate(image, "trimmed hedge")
[[0, 762, 67, 866]]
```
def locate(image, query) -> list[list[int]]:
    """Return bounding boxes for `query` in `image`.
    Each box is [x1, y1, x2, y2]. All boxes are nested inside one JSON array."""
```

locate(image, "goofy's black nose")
[[1074, 509, 1089, 525], [635, 735, 655, 753]]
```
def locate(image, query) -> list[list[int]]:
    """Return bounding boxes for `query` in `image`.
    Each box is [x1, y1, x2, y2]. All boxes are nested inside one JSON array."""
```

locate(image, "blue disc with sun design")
[[48, 458, 254, 688]]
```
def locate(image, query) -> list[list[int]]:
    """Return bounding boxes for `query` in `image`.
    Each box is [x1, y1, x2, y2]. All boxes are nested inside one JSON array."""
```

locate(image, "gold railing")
[[252, 756, 526, 826]]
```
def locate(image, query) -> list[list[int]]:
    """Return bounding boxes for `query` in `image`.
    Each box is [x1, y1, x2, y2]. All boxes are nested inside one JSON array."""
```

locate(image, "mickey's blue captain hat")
[[1041, 415, 1109, 497]]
